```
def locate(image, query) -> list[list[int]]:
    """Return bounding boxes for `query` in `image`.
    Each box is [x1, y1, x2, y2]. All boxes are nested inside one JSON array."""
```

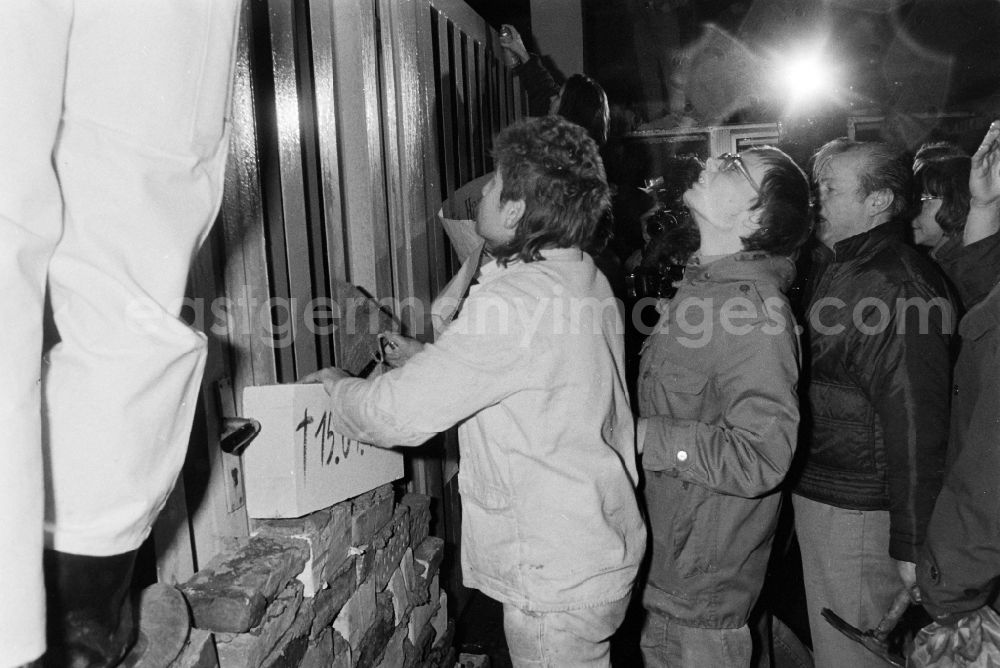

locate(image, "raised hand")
[[970, 119, 1000, 207], [499, 24, 529, 67], [964, 120, 1000, 245]]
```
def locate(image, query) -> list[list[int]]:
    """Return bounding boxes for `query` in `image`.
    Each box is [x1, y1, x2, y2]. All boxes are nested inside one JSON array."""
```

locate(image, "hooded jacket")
[[639, 252, 800, 628]]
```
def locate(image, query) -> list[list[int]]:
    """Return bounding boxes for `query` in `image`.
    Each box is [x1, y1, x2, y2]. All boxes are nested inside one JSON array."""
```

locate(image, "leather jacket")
[[794, 222, 954, 562]]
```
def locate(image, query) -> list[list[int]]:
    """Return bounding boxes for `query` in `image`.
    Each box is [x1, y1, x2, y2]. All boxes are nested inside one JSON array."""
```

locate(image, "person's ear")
[[737, 206, 762, 237], [866, 188, 894, 217], [502, 199, 525, 229]]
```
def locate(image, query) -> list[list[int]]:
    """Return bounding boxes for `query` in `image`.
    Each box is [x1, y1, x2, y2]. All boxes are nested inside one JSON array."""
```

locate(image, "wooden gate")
[[154, 0, 525, 612]]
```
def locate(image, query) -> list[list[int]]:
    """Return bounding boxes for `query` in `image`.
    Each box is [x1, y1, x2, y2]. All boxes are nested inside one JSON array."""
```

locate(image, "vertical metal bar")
[[433, 8, 458, 204], [417, 3, 450, 295], [378, 0, 433, 334], [307, 0, 349, 369], [327, 0, 394, 301], [465, 35, 483, 175], [266, 0, 318, 380], [451, 25, 471, 187]]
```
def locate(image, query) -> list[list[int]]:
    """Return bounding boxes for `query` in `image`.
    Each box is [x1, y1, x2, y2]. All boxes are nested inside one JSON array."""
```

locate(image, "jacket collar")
[[684, 251, 797, 292], [824, 220, 905, 262], [480, 247, 587, 280], [960, 279, 1000, 341]]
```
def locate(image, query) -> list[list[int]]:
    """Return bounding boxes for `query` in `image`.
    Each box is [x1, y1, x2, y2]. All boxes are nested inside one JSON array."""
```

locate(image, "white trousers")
[[0, 2, 241, 664]]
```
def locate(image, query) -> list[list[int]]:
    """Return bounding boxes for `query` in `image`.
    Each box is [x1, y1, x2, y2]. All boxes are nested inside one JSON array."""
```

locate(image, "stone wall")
[[167, 484, 454, 667]]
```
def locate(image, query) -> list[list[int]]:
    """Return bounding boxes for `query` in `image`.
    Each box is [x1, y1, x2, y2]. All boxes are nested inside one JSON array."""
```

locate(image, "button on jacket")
[[795, 222, 954, 562], [639, 253, 800, 628], [327, 249, 646, 612]]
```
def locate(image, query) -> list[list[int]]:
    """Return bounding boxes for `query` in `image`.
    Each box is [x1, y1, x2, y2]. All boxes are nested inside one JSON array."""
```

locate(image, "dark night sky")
[[465, 0, 1000, 127]]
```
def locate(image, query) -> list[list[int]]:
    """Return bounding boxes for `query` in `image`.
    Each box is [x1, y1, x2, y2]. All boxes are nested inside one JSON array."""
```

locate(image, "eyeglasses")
[[919, 193, 942, 202], [717, 153, 760, 194]]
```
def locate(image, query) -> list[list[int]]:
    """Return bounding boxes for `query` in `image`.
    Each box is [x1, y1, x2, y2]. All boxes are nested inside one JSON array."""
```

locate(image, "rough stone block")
[[355, 545, 375, 585], [171, 628, 218, 668], [255, 501, 353, 596], [412, 537, 444, 588], [260, 634, 309, 668], [398, 548, 427, 606], [182, 535, 310, 633], [407, 584, 438, 647], [430, 590, 448, 645], [259, 594, 315, 667], [332, 630, 351, 668], [299, 628, 333, 668], [399, 494, 432, 547], [386, 564, 412, 627], [413, 621, 435, 662], [351, 484, 395, 546], [309, 555, 356, 638], [428, 575, 439, 609], [332, 575, 376, 653], [375, 623, 408, 668], [435, 619, 455, 654], [355, 591, 395, 668], [373, 507, 410, 591], [215, 581, 305, 668]]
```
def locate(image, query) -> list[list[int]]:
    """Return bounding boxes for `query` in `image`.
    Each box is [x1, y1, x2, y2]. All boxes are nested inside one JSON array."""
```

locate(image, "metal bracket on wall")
[[215, 378, 251, 513]]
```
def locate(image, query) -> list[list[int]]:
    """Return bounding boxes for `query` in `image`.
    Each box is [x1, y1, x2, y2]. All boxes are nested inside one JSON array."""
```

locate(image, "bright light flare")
[[776, 49, 838, 108]]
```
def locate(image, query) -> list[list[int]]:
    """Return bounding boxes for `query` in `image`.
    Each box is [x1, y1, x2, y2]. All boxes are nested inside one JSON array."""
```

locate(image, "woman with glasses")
[[911, 142, 971, 262], [911, 121, 1000, 665]]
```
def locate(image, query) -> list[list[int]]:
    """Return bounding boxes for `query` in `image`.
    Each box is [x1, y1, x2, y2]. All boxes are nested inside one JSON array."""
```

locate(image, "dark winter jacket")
[[794, 222, 954, 562], [639, 253, 800, 628], [917, 230, 1000, 623], [512, 54, 559, 116]]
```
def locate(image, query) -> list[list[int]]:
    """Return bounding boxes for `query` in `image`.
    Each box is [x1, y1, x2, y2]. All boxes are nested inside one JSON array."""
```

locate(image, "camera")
[[626, 264, 685, 300]]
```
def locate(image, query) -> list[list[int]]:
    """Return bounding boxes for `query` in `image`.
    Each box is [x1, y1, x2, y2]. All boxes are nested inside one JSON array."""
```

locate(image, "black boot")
[[43, 549, 138, 668]]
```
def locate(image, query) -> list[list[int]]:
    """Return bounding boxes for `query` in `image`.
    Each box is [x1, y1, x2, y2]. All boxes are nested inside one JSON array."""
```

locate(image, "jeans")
[[640, 611, 752, 668], [502, 596, 630, 668], [793, 494, 902, 668]]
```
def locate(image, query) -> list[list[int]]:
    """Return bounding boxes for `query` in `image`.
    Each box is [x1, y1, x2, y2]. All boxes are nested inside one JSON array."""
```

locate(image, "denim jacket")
[[328, 249, 646, 611]]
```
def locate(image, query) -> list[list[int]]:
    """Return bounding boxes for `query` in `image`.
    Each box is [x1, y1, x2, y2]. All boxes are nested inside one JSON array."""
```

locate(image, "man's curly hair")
[[488, 115, 611, 266]]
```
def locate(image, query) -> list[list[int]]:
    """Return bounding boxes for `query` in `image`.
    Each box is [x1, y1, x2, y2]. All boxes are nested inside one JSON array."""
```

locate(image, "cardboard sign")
[[438, 172, 493, 264], [242, 383, 404, 518]]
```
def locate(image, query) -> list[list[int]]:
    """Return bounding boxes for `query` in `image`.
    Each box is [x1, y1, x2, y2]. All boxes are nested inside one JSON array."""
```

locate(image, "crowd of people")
[[5, 8, 1000, 668], [309, 104, 1000, 668]]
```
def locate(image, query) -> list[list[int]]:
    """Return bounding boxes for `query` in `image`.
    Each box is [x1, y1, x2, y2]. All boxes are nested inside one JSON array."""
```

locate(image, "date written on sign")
[[295, 408, 366, 472], [242, 383, 404, 518]]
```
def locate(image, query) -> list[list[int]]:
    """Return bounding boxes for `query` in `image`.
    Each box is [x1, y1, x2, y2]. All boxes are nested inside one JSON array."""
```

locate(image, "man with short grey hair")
[[793, 138, 954, 668]]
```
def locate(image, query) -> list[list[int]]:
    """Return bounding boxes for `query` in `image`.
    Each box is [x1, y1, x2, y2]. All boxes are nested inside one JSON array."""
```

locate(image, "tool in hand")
[[821, 587, 912, 667]]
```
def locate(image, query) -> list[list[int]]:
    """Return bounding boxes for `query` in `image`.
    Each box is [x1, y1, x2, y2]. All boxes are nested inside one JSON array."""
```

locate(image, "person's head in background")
[[811, 138, 911, 248], [912, 144, 971, 252], [551, 74, 610, 148], [476, 115, 611, 265], [912, 140, 967, 173]]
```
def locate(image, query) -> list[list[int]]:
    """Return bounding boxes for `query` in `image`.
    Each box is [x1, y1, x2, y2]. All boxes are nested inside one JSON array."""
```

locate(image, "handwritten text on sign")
[[242, 383, 404, 518], [295, 408, 367, 478]]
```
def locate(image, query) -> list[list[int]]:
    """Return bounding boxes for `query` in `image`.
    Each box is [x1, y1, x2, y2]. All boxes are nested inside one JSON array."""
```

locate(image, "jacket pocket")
[[807, 380, 880, 473], [646, 474, 719, 581], [641, 364, 709, 472]]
